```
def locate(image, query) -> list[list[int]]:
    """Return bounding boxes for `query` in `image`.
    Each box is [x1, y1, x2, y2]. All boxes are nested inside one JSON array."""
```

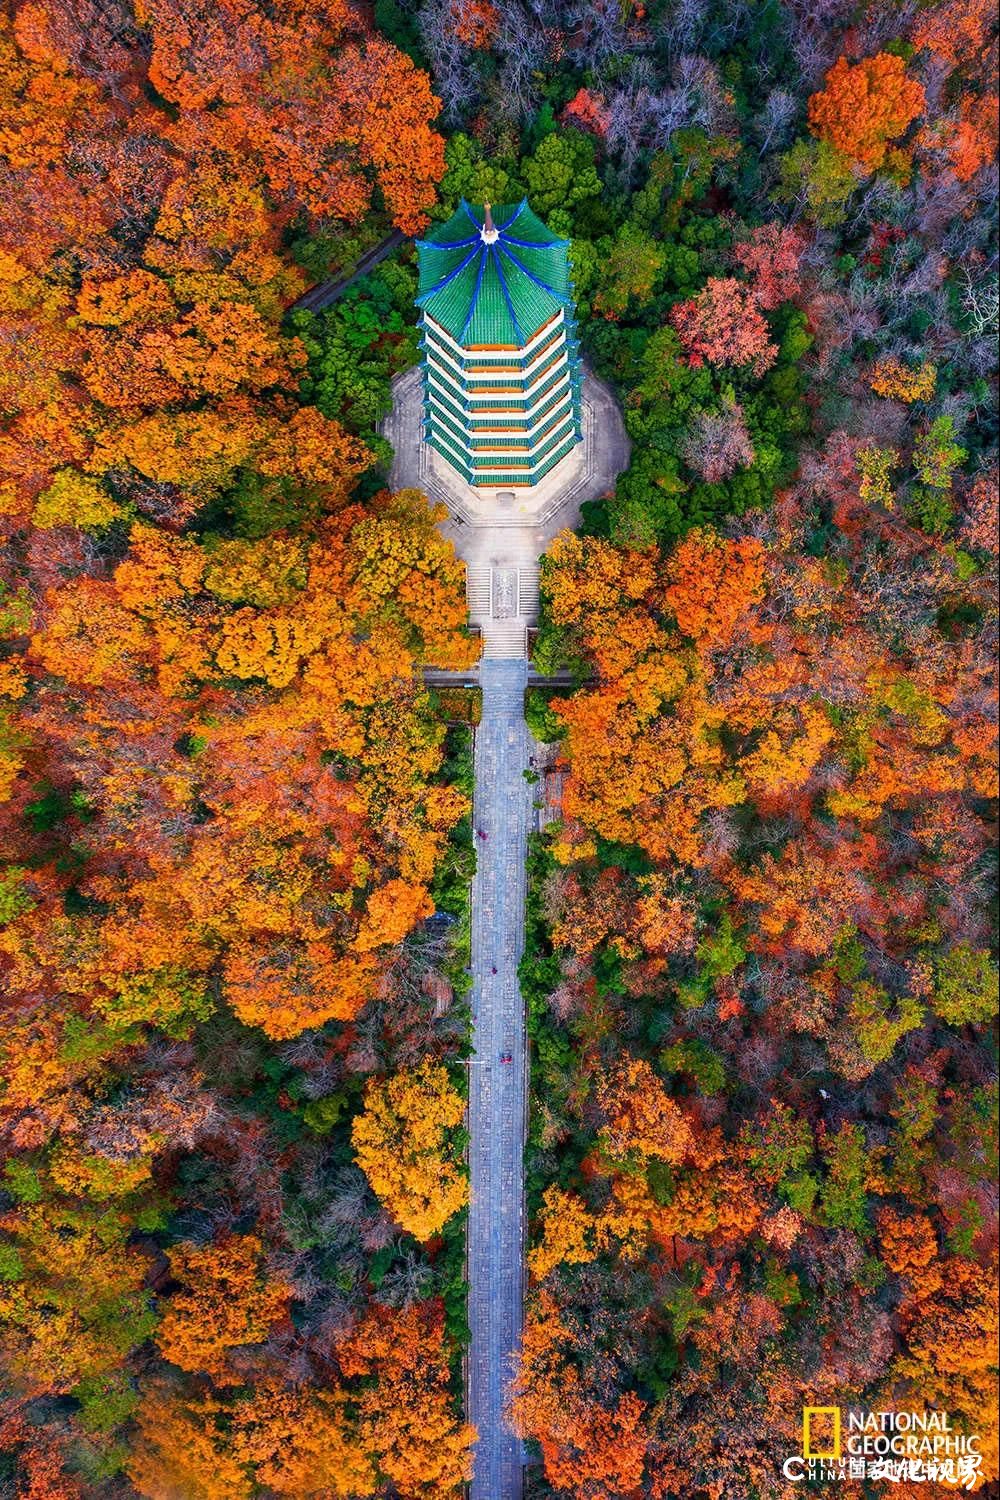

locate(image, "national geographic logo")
[[783, 1406, 985, 1488]]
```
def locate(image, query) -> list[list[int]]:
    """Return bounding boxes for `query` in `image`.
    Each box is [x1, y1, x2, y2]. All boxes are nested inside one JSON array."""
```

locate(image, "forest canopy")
[[1, 0, 998, 1494]]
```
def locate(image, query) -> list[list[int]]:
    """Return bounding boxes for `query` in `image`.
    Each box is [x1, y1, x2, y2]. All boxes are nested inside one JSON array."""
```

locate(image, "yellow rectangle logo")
[[803, 1407, 841, 1460]]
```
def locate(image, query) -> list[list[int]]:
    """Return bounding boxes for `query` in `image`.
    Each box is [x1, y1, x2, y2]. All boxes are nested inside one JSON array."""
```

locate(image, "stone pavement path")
[[468, 658, 532, 1500]]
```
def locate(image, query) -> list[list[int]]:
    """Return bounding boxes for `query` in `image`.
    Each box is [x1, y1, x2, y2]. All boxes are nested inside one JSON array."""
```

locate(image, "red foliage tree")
[[733, 222, 805, 310], [669, 278, 778, 376]]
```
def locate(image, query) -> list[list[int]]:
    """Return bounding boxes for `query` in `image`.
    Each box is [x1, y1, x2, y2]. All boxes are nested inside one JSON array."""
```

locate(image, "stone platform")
[[383, 365, 629, 658]]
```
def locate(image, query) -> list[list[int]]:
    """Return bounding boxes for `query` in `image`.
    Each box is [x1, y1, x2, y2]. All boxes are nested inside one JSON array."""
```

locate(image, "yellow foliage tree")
[[128, 1385, 252, 1500], [528, 1185, 598, 1280], [230, 1381, 376, 1497], [33, 469, 122, 530], [351, 1060, 468, 1240], [869, 358, 937, 402]]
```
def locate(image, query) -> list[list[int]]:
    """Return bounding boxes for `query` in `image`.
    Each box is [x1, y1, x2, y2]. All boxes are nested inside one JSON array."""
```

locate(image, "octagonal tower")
[[415, 200, 583, 489]]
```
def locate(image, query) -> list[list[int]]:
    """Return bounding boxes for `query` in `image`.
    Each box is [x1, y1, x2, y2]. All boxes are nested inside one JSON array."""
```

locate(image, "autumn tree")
[[351, 1060, 468, 1240], [0, 1201, 156, 1395], [670, 278, 778, 376], [911, 0, 997, 73], [869, 358, 937, 402], [446, 0, 499, 49], [808, 53, 927, 171], [774, 137, 861, 226], [0, 1414, 82, 1500], [918, 94, 999, 182], [598, 1059, 693, 1165], [931, 944, 999, 1025], [512, 1291, 649, 1497], [128, 1385, 252, 1500], [528, 1185, 598, 1281], [336, 1301, 474, 1498], [136, 0, 444, 230], [662, 527, 766, 644], [732, 222, 804, 310], [231, 1381, 376, 1497], [155, 1236, 291, 1381]]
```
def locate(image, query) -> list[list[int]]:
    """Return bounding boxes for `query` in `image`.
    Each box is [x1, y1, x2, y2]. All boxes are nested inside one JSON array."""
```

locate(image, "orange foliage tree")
[[512, 1290, 649, 1497], [230, 1381, 377, 1497], [136, 0, 444, 230], [662, 527, 766, 644], [155, 1236, 292, 1382], [524, 445, 998, 1488], [911, 0, 997, 72], [336, 1301, 475, 1498], [598, 1058, 694, 1165], [528, 1185, 599, 1281], [128, 1385, 253, 1500], [926, 91, 998, 181], [808, 53, 927, 170]]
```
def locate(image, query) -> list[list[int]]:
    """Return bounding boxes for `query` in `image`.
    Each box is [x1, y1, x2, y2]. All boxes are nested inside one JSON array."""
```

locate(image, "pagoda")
[[414, 200, 583, 489]]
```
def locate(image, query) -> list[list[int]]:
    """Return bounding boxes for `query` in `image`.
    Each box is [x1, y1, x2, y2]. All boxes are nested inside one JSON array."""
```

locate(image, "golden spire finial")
[[481, 201, 498, 244]]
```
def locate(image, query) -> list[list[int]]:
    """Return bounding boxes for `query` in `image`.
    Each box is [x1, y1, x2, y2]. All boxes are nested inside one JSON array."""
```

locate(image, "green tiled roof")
[[416, 201, 574, 349]]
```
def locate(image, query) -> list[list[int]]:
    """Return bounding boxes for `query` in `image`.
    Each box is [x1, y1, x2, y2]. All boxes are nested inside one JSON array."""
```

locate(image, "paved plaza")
[[385, 363, 629, 659]]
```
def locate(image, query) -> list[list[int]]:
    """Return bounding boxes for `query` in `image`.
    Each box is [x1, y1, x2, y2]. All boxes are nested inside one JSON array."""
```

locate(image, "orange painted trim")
[[465, 351, 565, 383], [466, 312, 562, 354], [465, 338, 563, 374]]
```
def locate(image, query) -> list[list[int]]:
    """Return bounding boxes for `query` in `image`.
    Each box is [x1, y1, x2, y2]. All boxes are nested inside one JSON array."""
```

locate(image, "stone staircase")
[[465, 564, 540, 661], [466, 565, 492, 622], [480, 618, 528, 659], [517, 564, 540, 620]]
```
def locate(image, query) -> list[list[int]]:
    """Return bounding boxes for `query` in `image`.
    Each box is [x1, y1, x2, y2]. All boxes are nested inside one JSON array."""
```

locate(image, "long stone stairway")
[[383, 359, 631, 1500]]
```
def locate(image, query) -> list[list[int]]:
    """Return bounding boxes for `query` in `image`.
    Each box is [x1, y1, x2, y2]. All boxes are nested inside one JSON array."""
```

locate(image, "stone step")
[[466, 567, 539, 634], [480, 618, 528, 660], [466, 566, 492, 615], [516, 567, 540, 622]]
